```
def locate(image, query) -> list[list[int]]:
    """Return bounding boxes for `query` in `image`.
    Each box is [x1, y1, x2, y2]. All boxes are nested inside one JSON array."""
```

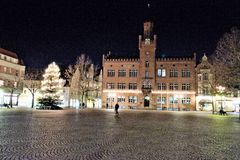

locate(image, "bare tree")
[[65, 54, 99, 108], [212, 27, 240, 91], [7, 77, 23, 108], [24, 69, 42, 108]]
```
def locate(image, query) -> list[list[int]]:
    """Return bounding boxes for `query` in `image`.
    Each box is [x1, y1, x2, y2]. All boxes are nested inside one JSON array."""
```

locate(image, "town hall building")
[[102, 21, 197, 110]]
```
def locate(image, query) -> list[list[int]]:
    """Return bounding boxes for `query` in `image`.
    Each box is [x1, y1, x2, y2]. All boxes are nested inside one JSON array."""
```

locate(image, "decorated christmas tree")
[[39, 62, 63, 108]]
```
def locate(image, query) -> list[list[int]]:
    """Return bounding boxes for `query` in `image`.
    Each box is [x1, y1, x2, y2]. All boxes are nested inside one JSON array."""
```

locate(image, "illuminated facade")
[[102, 21, 197, 110], [0, 48, 25, 106]]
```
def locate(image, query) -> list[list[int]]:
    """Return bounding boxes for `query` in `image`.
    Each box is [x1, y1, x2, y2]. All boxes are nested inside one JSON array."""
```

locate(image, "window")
[[169, 96, 178, 104], [182, 83, 191, 90], [157, 97, 166, 104], [117, 96, 125, 102], [107, 96, 114, 103], [182, 69, 191, 77], [145, 38, 150, 45], [129, 83, 137, 90], [170, 69, 178, 77], [157, 69, 166, 77], [117, 83, 126, 89], [16, 70, 19, 76], [169, 83, 178, 90], [128, 96, 137, 103], [4, 67, 7, 72], [0, 80, 4, 86], [107, 69, 115, 77], [203, 73, 208, 80], [106, 83, 115, 89], [145, 61, 149, 67], [182, 98, 191, 104], [118, 69, 126, 77], [142, 81, 151, 89], [203, 87, 209, 95], [145, 71, 149, 78], [157, 83, 167, 90], [129, 69, 138, 77]]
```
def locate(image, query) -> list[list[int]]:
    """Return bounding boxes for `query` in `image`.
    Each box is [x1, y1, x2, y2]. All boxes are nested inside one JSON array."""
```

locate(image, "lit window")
[[157, 69, 166, 77], [0, 80, 4, 86], [182, 98, 191, 104], [128, 96, 137, 103], [107, 96, 114, 103], [157, 97, 166, 104], [169, 96, 178, 104]]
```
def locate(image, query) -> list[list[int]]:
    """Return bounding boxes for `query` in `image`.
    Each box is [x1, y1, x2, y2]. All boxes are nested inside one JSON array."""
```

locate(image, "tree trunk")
[[10, 90, 13, 108], [31, 93, 34, 108], [212, 95, 215, 114]]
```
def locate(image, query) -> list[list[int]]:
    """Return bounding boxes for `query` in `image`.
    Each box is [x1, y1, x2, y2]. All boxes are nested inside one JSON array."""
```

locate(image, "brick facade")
[[102, 21, 196, 110]]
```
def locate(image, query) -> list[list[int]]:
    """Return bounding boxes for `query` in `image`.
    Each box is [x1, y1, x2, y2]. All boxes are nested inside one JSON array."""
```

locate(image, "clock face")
[[146, 52, 149, 55], [145, 38, 150, 45]]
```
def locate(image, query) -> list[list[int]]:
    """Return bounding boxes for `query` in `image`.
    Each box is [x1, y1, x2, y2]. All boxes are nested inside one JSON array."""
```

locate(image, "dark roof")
[[0, 48, 18, 59]]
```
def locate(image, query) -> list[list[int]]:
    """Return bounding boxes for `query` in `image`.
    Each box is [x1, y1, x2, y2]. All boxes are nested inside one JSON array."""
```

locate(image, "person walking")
[[115, 103, 119, 115], [106, 103, 108, 109]]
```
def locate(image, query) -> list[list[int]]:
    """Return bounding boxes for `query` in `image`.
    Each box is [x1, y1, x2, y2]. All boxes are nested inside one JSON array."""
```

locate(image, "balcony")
[[141, 86, 152, 95]]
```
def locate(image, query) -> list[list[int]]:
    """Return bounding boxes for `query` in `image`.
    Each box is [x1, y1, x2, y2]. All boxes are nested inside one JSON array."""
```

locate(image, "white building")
[[0, 48, 25, 106]]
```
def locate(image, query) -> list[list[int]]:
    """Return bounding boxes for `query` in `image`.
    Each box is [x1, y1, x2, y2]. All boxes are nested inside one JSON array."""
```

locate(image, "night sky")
[[0, 0, 239, 68]]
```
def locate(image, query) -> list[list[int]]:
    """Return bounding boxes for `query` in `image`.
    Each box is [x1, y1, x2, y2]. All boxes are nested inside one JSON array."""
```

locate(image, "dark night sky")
[[0, 0, 239, 68]]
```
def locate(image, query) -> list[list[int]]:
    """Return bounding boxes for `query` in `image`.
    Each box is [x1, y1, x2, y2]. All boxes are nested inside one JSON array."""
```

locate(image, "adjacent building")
[[0, 48, 25, 105]]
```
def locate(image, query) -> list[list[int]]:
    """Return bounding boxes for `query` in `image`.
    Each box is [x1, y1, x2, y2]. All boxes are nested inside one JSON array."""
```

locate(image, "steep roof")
[[0, 48, 18, 59]]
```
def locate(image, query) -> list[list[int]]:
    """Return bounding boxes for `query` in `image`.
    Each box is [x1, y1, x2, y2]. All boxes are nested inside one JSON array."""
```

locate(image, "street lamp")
[[216, 86, 225, 111]]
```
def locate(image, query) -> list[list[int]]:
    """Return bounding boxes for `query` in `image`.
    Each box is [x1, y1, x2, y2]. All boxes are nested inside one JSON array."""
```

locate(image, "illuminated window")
[[157, 69, 166, 77], [169, 96, 178, 104], [145, 38, 150, 45], [157, 97, 166, 104], [128, 96, 137, 103], [182, 98, 191, 104], [0, 80, 3, 86], [107, 96, 114, 103]]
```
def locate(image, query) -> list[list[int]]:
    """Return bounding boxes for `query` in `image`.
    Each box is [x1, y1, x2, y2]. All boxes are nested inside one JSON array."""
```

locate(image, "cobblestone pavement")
[[0, 109, 239, 160]]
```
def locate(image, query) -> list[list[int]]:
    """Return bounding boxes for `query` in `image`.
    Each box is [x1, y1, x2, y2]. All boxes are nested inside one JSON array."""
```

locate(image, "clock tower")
[[138, 21, 157, 107]]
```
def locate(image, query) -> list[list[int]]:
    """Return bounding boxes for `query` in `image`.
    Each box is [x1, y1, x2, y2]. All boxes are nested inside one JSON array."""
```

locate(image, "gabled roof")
[[0, 48, 18, 59]]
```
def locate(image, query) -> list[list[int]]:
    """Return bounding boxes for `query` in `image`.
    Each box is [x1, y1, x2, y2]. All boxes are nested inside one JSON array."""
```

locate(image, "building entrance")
[[144, 96, 150, 107]]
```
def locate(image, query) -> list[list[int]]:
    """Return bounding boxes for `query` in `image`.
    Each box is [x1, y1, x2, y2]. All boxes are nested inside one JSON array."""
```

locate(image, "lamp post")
[[216, 86, 225, 111]]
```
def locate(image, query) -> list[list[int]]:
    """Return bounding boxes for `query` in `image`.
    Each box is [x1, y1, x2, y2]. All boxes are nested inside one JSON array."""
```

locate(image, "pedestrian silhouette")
[[106, 103, 108, 109], [115, 103, 119, 115]]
